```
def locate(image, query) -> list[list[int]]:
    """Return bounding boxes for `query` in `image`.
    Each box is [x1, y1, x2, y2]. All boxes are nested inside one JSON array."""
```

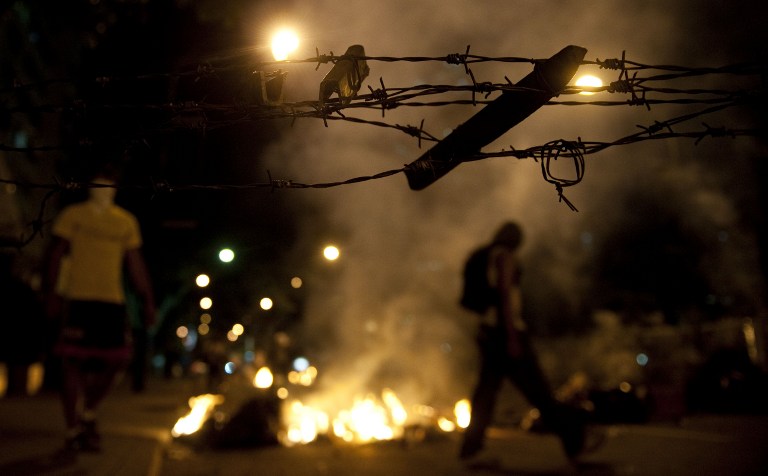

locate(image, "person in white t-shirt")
[[43, 170, 155, 453]]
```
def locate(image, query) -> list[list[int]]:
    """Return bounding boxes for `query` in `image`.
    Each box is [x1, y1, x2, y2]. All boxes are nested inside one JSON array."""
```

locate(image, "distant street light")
[[271, 29, 299, 61], [196, 274, 210, 287], [200, 297, 213, 310], [323, 245, 340, 261], [260, 297, 273, 310], [219, 248, 235, 263]]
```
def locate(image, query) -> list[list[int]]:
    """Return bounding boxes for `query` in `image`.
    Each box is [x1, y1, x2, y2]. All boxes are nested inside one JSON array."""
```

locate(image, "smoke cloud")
[[258, 0, 766, 408]]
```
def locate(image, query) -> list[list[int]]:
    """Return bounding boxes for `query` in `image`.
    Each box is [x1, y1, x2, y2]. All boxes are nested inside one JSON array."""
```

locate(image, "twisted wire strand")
[[2, 50, 764, 244]]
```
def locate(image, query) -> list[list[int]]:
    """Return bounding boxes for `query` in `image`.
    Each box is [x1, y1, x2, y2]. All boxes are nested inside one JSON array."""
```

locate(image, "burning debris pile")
[[171, 363, 472, 449]]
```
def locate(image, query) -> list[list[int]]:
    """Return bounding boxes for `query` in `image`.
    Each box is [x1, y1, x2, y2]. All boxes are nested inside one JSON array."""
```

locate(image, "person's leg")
[[508, 336, 586, 460], [60, 357, 84, 449], [83, 360, 123, 413], [460, 340, 505, 459], [77, 301, 130, 444], [60, 358, 83, 427], [79, 358, 127, 450], [506, 337, 557, 413]]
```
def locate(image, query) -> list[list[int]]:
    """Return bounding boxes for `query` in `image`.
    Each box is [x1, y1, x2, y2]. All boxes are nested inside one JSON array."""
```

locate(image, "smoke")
[[259, 1, 766, 407]]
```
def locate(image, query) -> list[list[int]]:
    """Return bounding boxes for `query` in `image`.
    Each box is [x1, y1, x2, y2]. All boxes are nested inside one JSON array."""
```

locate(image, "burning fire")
[[335, 390, 406, 442], [171, 365, 471, 447], [281, 389, 470, 446], [172, 393, 224, 438], [454, 398, 471, 429], [436, 398, 471, 432]]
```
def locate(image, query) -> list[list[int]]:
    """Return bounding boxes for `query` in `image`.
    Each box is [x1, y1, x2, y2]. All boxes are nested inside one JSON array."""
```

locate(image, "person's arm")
[[125, 248, 156, 327], [496, 249, 523, 358]]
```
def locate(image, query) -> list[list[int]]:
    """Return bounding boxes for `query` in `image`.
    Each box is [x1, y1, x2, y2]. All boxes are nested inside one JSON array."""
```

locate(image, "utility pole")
[[405, 45, 587, 190]]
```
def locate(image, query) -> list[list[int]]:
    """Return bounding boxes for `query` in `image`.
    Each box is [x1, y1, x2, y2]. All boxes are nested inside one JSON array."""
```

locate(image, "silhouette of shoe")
[[63, 434, 82, 453], [582, 425, 607, 454], [79, 419, 102, 452], [460, 450, 502, 470], [559, 410, 589, 460]]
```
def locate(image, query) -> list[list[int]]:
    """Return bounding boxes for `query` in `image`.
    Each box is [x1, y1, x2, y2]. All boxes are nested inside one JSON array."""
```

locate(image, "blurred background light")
[[219, 248, 235, 263]]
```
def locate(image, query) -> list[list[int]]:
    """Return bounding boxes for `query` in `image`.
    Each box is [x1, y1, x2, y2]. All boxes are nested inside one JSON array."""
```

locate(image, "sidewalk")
[[0, 375, 194, 476]]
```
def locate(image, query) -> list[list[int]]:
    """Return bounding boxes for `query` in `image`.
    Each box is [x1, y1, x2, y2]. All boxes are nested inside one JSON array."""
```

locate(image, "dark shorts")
[[55, 300, 132, 362]]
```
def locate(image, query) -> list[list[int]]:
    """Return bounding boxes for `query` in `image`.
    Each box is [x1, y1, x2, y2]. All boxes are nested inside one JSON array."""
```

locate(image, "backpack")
[[459, 246, 496, 314]]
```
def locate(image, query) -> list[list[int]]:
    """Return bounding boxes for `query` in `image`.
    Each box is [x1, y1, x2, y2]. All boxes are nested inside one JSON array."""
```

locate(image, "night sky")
[[2, 0, 766, 405]]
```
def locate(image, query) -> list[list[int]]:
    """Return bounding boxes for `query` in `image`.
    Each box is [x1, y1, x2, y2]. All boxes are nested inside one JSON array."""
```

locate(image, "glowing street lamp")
[[254, 367, 274, 388], [196, 274, 210, 287], [575, 74, 603, 95], [323, 245, 340, 261], [260, 297, 273, 311], [219, 248, 235, 263], [271, 29, 299, 61]]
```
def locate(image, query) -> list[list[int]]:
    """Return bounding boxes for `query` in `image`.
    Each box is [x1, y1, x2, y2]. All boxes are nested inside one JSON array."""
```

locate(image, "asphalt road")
[[160, 414, 768, 476], [2, 375, 767, 476]]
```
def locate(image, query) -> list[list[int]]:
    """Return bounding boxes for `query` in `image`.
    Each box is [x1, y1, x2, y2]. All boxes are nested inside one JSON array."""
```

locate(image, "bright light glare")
[[254, 367, 274, 388], [271, 29, 299, 61], [323, 245, 340, 261], [195, 274, 210, 287], [454, 399, 471, 429], [172, 394, 224, 438], [219, 248, 235, 263], [199, 297, 212, 310], [293, 357, 310, 372], [260, 297, 273, 310], [437, 417, 456, 432], [232, 323, 244, 336], [282, 401, 328, 446], [575, 75, 603, 95]]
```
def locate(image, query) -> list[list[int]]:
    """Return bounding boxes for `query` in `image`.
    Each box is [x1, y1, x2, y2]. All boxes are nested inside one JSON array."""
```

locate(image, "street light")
[[260, 297, 273, 311], [575, 74, 603, 95], [271, 28, 299, 61], [196, 274, 210, 287], [323, 245, 340, 261], [219, 248, 235, 263]]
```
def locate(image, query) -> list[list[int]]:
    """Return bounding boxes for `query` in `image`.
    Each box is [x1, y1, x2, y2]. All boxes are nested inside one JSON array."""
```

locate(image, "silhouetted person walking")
[[43, 169, 155, 452], [459, 221, 589, 464]]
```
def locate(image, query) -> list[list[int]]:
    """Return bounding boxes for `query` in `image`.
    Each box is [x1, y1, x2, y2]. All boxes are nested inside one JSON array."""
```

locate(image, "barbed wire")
[[1, 49, 764, 247], [1, 111, 757, 248], [0, 87, 754, 154], [2, 47, 760, 95]]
